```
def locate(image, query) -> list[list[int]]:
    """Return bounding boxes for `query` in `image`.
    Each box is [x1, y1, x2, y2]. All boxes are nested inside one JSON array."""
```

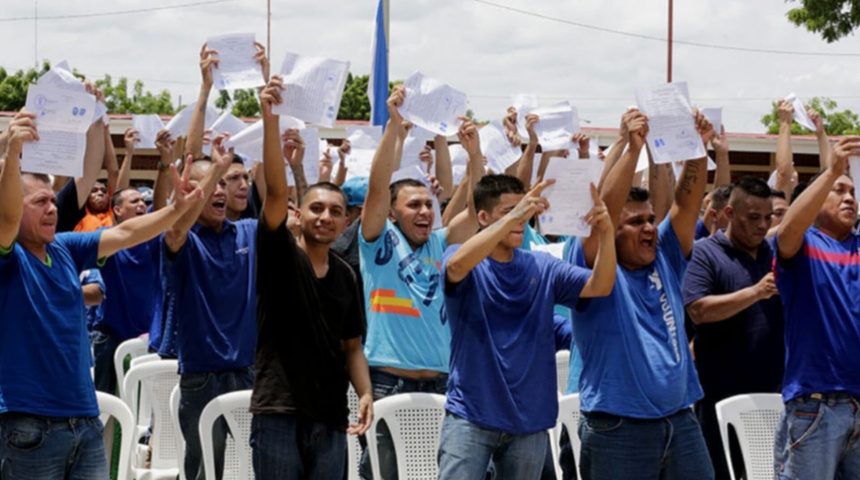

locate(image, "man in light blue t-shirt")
[[0, 111, 205, 480], [438, 174, 616, 479], [357, 87, 481, 479], [565, 109, 715, 479]]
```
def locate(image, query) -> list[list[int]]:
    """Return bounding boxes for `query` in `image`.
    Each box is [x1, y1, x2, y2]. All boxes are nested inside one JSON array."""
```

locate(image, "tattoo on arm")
[[680, 161, 700, 195]]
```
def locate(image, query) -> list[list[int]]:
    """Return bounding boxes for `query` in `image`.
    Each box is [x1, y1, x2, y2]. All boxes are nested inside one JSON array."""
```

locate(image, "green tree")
[[214, 89, 261, 118], [761, 96, 860, 134], [0, 62, 51, 111], [786, 0, 860, 43], [95, 75, 174, 115], [465, 108, 489, 126], [338, 73, 371, 121]]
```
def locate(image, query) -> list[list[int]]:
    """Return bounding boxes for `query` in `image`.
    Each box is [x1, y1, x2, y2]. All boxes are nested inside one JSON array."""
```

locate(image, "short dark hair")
[[770, 189, 787, 200], [301, 181, 348, 208], [627, 186, 650, 203], [111, 187, 137, 209], [473, 174, 525, 213], [710, 184, 734, 209], [729, 176, 771, 205], [389, 179, 427, 205], [21, 172, 51, 184]]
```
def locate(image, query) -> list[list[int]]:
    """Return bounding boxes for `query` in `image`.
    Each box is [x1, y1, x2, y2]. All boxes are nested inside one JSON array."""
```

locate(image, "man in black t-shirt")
[[250, 76, 373, 479]]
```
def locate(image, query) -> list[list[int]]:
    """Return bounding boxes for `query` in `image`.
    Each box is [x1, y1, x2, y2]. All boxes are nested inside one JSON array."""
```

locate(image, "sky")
[[2, 0, 860, 134]]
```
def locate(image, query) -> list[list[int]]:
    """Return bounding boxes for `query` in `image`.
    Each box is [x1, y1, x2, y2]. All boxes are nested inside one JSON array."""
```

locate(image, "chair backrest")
[[97, 391, 135, 480], [715, 393, 784, 480], [367, 393, 447, 480], [169, 384, 187, 480], [130, 353, 161, 368], [199, 390, 254, 480], [554, 393, 582, 477], [555, 350, 571, 394], [346, 384, 362, 480], [121, 359, 181, 470], [114, 336, 149, 396]]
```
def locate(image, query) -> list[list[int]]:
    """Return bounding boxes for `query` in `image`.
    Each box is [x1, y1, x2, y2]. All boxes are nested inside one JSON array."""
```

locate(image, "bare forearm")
[[446, 216, 514, 283], [151, 164, 172, 212], [774, 122, 794, 194], [687, 287, 762, 325], [186, 87, 211, 158], [581, 227, 616, 298], [434, 136, 453, 202], [598, 136, 628, 190], [104, 129, 119, 192], [0, 145, 23, 247], [346, 345, 372, 398], [117, 153, 133, 191], [649, 154, 674, 224], [262, 113, 288, 228], [76, 120, 107, 208], [516, 142, 537, 189], [777, 167, 840, 258], [817, 131, 832, 171], [290, 163, 307, 203], [714, 148, 731, 187], [100, 203, 185, 258]]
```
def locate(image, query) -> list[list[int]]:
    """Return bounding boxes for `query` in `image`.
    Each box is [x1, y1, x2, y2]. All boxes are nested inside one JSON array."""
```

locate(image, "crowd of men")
[[1, 41, 859, 480]]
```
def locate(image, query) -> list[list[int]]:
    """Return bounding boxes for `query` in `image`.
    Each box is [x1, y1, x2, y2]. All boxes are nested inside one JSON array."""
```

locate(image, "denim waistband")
[[0, 412, 101, 428], [794, 392, 858, 405]]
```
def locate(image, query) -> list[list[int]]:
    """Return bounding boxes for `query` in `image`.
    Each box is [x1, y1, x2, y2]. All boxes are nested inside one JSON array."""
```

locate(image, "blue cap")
[[137, 186, 153, 204], [341, 176, 368, 208]]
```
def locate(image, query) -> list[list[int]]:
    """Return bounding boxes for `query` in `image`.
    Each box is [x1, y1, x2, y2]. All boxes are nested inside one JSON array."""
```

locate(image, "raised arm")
[[808, 108, 833, 171], [99, 164, 204, 258], [74, 119, 107, 209], [515, 114, 539, 189], [117, 128, 138, 191], [777, 136, 860, 259], [361, 87, 406, 242], [433, 135, 454, 202], [318, 148, 334, 184], [0, 112, 38, 249], [648, 147, 674, 224], [446, 119, 483, 245], [333, 140, 350, 186], [669, 111, 714, 258], [186, 44, 218, 158], [283, 128, 307, 203], [581, 109, 647, 268], [774, 100, 796, 196], [446, 180, 553, 284], [711, 124, 731, 188], [260, 77, 289, 230], [152, 129, 176, 212], [103, 124, 119, 193], [579, 184, 616, 298]]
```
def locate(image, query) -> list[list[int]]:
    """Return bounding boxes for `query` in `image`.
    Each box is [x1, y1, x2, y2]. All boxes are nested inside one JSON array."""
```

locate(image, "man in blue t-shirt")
[[772, 136, 860, 479], [357, 87, 481, 479], [0, 110, 205, 480], [564, 109, 715, 479], [438, 174, 615, 479], [683, 176, 784, 480]]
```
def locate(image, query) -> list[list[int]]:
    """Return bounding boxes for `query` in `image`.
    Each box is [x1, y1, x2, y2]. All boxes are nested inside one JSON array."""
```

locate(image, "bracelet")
[[157, 162, 170, 174]]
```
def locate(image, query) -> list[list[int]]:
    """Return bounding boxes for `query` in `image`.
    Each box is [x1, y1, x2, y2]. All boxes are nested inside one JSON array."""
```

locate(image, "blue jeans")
[[0, 413, 108, 480], [90, 330, 121, 395], [250, 414, 346, 479], [438, 412, 547, 480], [774, 393, 860, 479], [578, 408, 714, 480], [179, 367, 255, 480], [358, 368, 448, 480]]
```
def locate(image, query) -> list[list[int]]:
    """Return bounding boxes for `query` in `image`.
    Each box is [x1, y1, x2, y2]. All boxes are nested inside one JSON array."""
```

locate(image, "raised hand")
[[693, 109, 714, 145], [200, 43, 220, 89], [338, 139, 351, 162], [525, 114, 539, 146], [281, 128, 305, 166], [5, 111, 38, 155], [123, 128, 140, 156], [807, 107, 825, 135], [210, 133, 234, 170], [319, 148, 334, 182], [154, 129, 176, 159], [387, 85, 406, 125], [504, 107, 521, 147], [777, 99, 794, 125], [426, 174, 443, 197], [583, 183, 612, 234], [710, 124, 728, 153], [260, 76, 285, 117], [624, 110, 649, 150], [829, 135, 860, 177], [572, 133, 590, 158], [253, 41, 269, 82], [457, 118, 482, 157], [170, 155, 204, 212], [508, 179, 554, 225], [419, 145, 434, 173]]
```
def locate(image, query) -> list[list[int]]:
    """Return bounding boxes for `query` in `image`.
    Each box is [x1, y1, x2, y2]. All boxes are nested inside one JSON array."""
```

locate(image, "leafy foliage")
[[761, 96, 860, 134]]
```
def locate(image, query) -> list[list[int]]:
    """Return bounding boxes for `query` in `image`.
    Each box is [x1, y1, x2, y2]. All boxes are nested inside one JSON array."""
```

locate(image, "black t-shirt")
[[252, 218, 365, 430], [56, 180, 85, 233]]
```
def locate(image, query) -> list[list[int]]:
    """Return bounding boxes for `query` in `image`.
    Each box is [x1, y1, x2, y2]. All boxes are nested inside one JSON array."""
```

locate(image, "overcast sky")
[[2, 0, 859, 133]]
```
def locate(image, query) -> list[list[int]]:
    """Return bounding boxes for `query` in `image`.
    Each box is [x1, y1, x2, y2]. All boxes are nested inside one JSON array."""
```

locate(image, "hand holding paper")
[[635, 82, 705, 164], [398, 72, 467, 136], [272, 52, 350, 127], [539, 157, 603, 237], [206, 33, 265, 91], [784, 93, 817, 131]]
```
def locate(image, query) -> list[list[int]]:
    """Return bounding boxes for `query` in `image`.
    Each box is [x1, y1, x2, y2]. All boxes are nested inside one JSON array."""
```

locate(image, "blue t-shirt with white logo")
[[0, 232, 102, 417], [359, 220, 450, 372], [775, 227, 860, 401], [443, 246, 590, 434], [566, 218, 703, 418], [165, 219, 258, 374]]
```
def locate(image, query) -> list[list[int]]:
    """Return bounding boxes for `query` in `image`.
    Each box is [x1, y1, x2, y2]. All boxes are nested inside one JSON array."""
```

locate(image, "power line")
[[471, 0, 860, 57], [0, 0, 237, 22]]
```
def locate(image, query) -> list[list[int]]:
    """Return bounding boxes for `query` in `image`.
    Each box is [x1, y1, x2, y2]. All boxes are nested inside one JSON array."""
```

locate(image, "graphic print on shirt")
[[371, 229, 441, 317], [649, 267, 681, 362]]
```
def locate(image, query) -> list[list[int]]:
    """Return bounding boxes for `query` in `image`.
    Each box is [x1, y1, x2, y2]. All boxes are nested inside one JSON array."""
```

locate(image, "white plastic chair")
[[121, 359, 181, 480], [555, 350, 571, 394], [114, 336, 150, 397], [346, 384, 362, 480], [551, 393, 582, 479], [97, 391, 136, 480], [199, 390, 254, 480], [715, 393, 784, 480], [169, 384, 186, 480], [367, 393, 447, 480]]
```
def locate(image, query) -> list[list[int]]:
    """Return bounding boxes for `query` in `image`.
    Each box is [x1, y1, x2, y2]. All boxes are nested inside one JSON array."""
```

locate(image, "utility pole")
[[667, 0, 673, 83]]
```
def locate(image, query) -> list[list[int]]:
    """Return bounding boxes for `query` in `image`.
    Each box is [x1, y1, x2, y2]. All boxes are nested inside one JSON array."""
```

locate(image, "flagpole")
[[384, 0, 389, 69]]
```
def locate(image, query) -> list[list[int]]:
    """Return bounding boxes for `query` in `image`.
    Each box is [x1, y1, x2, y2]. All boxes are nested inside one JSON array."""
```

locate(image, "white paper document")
[[701, 107, 723, 133], [272, 52, 350, 127], [399, 72, 467, 136], [635, 82, 706, 165], [287, 128, 322, 186], [37, 61, 107, 125], [389, 165, 443, 230], [165, 102, 219, 138], [343, 127, 381, 179], [207, 33, 264, 91], [209, 111, 248, 137], [481, 120, 521, 174], [22, 85, 96, 177], [530, 102, 580, 150], [784, 93, 817, 131], [539, 158, 603, 237], [448, 144, 469, 185], [132, 114, 165, 149]]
